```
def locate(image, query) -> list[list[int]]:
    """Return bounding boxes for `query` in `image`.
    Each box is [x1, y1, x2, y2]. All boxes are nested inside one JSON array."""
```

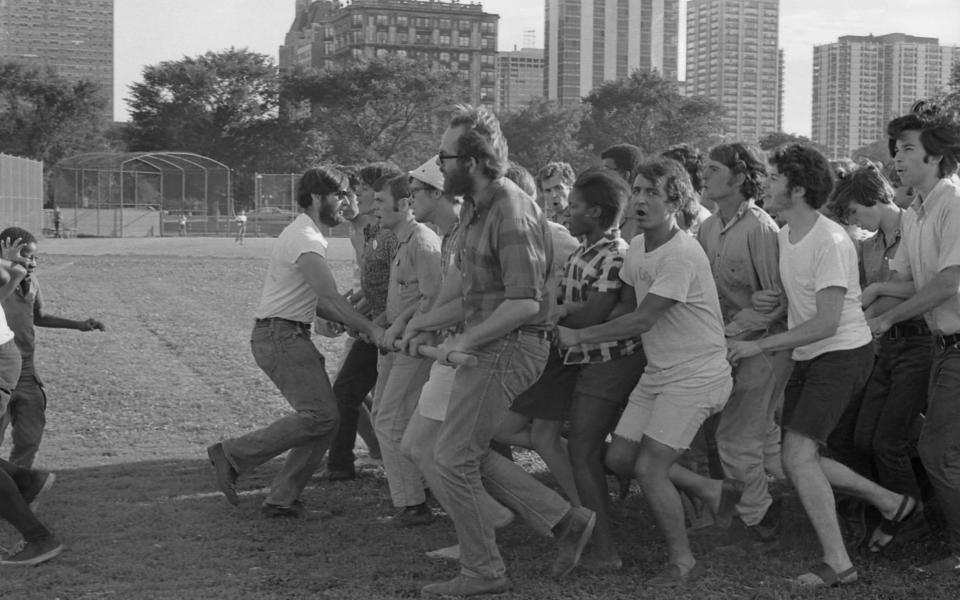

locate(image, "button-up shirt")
[[558, 232, 642, 364], [385, 219, 442, 324], [456, 177, 553, 330], [697, 200, 786, 337], [890, 175, 960, 334]]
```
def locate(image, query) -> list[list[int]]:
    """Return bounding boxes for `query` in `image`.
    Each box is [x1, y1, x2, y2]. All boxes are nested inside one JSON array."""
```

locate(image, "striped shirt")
[[559, 232, 642, 364]]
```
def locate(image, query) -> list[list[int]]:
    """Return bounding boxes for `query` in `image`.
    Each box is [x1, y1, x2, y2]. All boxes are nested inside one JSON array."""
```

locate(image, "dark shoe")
[[390, 503, 434, 528], [714, 479, 745, 530], [749, 496, 782, 542], [648, 560, 705, 587], [23, 471, 56, 513], [0, 536, 63, 566], [793, 562, 858, 587], [551, 506, 596, 579], [422, 574, 512, 596], [261, 500, 305, 519], [207, 443, 239, 506], [319, 467, 356, 482], [915, 554, 960, 576]]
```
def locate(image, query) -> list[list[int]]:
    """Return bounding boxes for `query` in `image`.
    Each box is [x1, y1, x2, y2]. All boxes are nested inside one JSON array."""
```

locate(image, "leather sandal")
[[869, 494, 919, 553], [794, 563, 858, 587]]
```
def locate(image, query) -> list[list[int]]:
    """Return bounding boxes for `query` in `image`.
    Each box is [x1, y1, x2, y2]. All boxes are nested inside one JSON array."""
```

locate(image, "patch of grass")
[[0, 244, 956, 598]]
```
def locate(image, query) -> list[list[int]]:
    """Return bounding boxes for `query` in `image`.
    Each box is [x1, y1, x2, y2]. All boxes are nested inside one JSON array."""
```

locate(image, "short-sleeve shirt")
[[890, 176, 960, 334], [619, 231, 730, 391], [559, 232, 642, 364], [385, 219, 442, 323], [779, 214, 872, 361], [254, 213, 329, 324], [456, 178, 553, 331], [697, 200, 786, 336], [359, 223, 399, 318], [1, 277, 40, 376]]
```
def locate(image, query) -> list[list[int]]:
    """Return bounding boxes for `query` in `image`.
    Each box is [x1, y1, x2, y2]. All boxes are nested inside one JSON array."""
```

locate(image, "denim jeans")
[[372, 351, 432, 508], [715, 349, 793, 525], [222, 321, 339, 507], [0, 373, 46, 468], [918, 341, 960, 554], [328, 339, 379, 472], [434, 331, 570, 579], [853, 335, 932, 500]]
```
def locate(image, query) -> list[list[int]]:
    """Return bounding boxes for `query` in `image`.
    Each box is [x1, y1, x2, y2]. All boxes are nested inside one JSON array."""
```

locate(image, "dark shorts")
[[782, 342, 874, 445], [511, 348, 580, 421], [574, 349, 646, 409]]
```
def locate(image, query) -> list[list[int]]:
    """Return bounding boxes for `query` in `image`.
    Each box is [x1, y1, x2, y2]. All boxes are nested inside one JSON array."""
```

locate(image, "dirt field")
[[1, 238, 956, 598]]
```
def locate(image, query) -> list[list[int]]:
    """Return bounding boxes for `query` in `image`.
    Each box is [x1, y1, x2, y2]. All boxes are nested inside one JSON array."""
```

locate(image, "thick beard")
[[444, 165, 475, 197], [318, 199, 343, 228]]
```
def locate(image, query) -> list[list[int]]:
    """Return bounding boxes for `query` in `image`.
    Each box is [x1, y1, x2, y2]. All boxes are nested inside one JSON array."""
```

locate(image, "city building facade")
[[496, 47, 544, 113], [544, 0, 680, 106], [280, 0, 499, 107], [685, 0, 782, 143], [0, 0, 114, 120], [813, 34, 960, 159]]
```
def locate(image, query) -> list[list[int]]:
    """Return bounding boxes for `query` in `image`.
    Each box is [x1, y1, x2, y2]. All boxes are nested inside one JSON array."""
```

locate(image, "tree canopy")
[[500, 98, 591, 173]]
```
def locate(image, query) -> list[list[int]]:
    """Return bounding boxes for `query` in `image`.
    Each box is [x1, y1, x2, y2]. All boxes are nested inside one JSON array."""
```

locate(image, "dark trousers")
[[328, 339, 379, 471], [918, 342, 960, 554]]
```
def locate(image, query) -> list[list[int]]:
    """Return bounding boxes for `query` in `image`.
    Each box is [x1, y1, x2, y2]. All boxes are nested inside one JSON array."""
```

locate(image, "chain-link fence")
[[51, 152, 232, 237], [0, 153, 44, 236], [253, 173, 350, 237]]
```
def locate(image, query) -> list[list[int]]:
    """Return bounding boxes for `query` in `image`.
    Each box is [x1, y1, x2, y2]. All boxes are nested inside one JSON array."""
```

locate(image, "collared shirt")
[[254, 213, 329, 324], [440, 219, 461, 281], [1, 277, 38, 375], [558, 232, 642, 364], [456, 177, 553, 330], [359, 222, 399, 318], [385, 219, 442, 324], [697, 200, 785, 337], [859, 223, 901, 287], [890, 175, 960, 334]]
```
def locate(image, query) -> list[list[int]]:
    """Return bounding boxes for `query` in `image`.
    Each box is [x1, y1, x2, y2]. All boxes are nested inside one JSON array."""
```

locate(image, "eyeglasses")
[[409, 185, 432, 194], [437, 153, 472, 162]]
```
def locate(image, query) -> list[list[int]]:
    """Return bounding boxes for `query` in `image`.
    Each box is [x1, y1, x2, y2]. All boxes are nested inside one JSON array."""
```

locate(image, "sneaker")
[[206, 443, 239, 506], [390, 503, 434, 528], [550, 506, 596, 579], [261, 500, 305, 519], [24, 471, 56, 513], [749, 497, 782, 542], [0, 536, 63, 566]]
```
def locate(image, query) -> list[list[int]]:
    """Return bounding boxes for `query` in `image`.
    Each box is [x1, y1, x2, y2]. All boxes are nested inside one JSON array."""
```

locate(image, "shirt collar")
[[719, 199, 754, 233], [395, 218, 420, 244], [580, 231, 620, 254], [911, 176, 959, 218], [465, 178, 506, 214]]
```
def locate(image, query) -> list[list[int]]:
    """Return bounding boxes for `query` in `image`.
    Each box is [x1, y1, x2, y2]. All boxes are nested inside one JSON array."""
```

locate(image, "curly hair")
[[887, 100, 960, 179], [601, 144, 643, 175], [504, 161, 538, 197], [296, 166, 349, 209], [448, 104, 509, 180], [707, 143, 767, 202], [661, 144, 705, 194], [767, 144, 835, 209], [827, 166, 894, 224], [634, 158, 698, 213], [0, 227, 37, 246], [536, 162, 576, 192]]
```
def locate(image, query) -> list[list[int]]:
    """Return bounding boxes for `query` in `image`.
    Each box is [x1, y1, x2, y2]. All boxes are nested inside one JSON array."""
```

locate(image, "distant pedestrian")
[[52, 207, 61, 240], [0, 228, 106, 468], [178, 213, 188, 237], [234, 210, 247, 244]]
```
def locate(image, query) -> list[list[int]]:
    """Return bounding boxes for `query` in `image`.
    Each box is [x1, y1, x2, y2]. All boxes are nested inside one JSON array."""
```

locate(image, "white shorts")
[[613, 377, 732, 451], [417, 361, 457, 421]]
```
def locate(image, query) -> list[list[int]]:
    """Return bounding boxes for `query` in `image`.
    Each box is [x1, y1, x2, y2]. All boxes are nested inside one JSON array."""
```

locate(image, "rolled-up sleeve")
[[748, 221, 782, 293]]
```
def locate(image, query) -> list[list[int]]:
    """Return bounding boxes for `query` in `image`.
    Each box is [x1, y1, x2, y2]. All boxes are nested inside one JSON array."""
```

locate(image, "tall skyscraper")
[[813, 34, 960, 159], [280, 0, 499, 107], [685, 0, 782, 143], [496, 47, 544, 113], [0, 0, 114, 120], [544, 0, 680, 106]]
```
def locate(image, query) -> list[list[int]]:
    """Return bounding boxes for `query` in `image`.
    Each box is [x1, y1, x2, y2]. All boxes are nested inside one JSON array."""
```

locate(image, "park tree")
[[283, 57, 469, 166], [500, 98, 592, 173], [577, 70, 724, 155], [0, 62, 113, 168]]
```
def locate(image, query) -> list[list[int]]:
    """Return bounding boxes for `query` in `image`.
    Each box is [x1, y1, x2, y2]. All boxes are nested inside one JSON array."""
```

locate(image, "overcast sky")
[[115, 0, 960, 136]]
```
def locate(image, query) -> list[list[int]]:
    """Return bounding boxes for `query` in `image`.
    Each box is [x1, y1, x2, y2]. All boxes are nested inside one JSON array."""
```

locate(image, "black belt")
[[934, 332, 960, 351], [255, 317, 311, 333], [886, 322, 930, 340]]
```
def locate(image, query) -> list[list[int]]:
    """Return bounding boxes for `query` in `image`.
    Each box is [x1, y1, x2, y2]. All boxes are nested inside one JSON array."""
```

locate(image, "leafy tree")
[[758, 131, 831, 156], [500, 98, 592, 173], [577, 70, 724, 155], [0, 62, 112, 168], [283, 57, 469, 166]]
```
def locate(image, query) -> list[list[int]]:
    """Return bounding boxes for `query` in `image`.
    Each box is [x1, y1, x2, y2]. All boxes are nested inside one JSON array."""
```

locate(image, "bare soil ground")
[[1, 238, 956, 598]]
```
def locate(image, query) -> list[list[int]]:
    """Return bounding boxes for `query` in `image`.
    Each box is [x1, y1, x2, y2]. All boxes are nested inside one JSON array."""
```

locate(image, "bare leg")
[[530, 419, 581, 505], [635, 437, 696, 572]]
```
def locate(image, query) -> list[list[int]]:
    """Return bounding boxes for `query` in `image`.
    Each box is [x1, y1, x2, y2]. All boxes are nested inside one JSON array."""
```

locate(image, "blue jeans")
[[222, 321, 339, 507], [918, 341, 960, 554], [434, 331, 570, 579]]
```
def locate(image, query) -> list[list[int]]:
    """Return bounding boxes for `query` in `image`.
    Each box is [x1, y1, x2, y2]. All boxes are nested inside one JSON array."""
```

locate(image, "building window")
[[396, 16, 408, 27], [375, 15, 388, 26], [459, 20, 471, 31], [440, 34, 451, 45], [458, 36, 470, 47], [439, 18, 451, 29]]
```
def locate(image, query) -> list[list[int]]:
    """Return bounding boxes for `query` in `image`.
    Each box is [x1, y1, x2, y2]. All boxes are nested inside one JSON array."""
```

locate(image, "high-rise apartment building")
[[544, 0, 680, 106], [496, 47, 544, 113], [0, 0, 114, 120], [812, 34, 960, 159], [685, 0, 782, 143], [280, 0, 499, 107]]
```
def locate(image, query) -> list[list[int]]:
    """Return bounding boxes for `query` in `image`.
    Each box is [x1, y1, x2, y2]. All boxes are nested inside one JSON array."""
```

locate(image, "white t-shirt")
[[779, 214, 872, 361], [0, 304, 14, 346], [620, 231, 730, 391], [254, 213, 328, 324]]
